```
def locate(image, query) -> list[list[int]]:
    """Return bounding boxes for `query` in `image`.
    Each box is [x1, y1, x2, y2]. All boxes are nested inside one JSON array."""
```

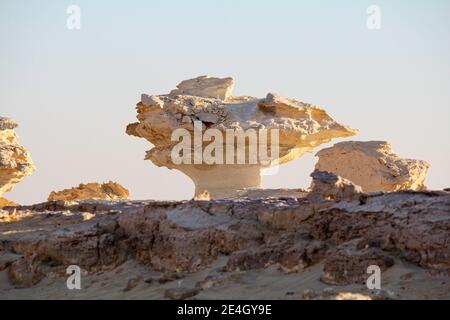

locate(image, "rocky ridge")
[[1, 173, 448, 298]]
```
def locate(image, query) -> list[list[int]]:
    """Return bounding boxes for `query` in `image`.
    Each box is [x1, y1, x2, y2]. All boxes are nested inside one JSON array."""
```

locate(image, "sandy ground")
[[1, 256, 449, 300]]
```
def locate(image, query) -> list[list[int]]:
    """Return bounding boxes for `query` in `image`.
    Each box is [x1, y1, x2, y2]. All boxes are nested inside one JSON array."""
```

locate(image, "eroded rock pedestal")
[[126, 76, 357, 198], [0, 117, 35, 207]]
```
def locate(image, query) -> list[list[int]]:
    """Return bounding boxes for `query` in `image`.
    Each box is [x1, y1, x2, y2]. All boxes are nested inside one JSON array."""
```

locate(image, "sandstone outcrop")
[[47, 182, 130, 201], [1, 189, 448, 290], [315, 141, 429, 192], [126, 76, 357, 198], [0, 117, 35, 198]]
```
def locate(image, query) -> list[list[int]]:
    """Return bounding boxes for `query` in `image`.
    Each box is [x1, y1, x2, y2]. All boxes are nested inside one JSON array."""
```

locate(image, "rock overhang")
[[126, 76, 358, 198]]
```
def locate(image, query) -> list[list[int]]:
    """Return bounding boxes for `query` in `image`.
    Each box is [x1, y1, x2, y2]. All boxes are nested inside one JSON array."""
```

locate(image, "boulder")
[[314, 141, 430, 192], [308, 170, 363, 201]]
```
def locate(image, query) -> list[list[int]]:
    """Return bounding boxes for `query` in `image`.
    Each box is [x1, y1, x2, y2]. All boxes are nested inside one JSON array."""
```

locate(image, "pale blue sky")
[[1, 0, 449, 204]]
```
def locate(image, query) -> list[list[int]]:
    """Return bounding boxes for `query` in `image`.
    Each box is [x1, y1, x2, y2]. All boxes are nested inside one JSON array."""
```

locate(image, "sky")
[[1, 0, 449, 204]]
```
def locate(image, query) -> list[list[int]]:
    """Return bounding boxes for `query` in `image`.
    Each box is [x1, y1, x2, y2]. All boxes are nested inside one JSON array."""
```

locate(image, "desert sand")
[[1, 257, 449, 300]]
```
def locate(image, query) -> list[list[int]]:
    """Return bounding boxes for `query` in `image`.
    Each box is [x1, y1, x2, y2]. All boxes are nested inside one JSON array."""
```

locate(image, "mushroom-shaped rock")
[[0, 117, 36, 197], [126, 76, 357, 198], [314, 141, 430, 192], [48, 182, 130, 201]]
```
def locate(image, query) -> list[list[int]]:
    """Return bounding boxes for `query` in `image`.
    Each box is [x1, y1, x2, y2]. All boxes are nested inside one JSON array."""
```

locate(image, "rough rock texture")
[[308, 170, 363, 201], [1, 187, 449, 291], [232, 188, 308, 200], [126, 76, 357, 198], [169, 75, 234, 101], [47, 182, 130, 201], [0, 117, 35, 197], [315, 141, 430, 192], [300, 288, 395, 300], [192, 190, 211, 201], [321, 239, 395, 285], [0, 197, 18, 208]]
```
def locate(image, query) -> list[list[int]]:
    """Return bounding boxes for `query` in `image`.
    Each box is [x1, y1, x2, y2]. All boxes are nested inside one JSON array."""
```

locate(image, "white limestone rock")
[[314, 141, 430, 192], [0, 117, 35, 197], [127, 76, 358, 198]]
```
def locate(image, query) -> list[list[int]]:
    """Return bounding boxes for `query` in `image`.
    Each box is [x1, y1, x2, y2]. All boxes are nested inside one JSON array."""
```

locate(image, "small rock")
[[141, 94, 163, 108], [373, 289, 397, 300], [48, 181, 130, 201], [197, 112, 219, 124], [123, 276, 142, 292], [193, 190, 211, 201], [144, 277, 155, 284], [164, 287, 201, 300], [169, 75, 234, 101], [158, 272, 185, 284], [400, 272, 414, 281], [335, 292, 372, 300], [308, 170, 363, 201]]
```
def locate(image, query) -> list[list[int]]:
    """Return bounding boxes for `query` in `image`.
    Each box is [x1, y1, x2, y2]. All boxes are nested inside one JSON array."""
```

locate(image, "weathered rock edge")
[[1, 189, 449, 287]]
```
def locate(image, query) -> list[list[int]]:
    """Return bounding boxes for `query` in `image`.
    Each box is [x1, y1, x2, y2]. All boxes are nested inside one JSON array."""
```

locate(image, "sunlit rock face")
[[126, 76, 357, 198], [169, 75, 234, 101], [315, 141, 430, 192], [48, 181, 130, 201], [0, 117, 35, 197], [0, 197, 17, 208]]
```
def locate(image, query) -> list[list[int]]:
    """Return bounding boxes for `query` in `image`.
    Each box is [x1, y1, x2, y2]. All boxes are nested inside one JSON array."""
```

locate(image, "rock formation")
[[315, 141, 430, 192], [308, 170, 363, 201], [169, 75, 234, 101], [47, 181, 130, 201], [1, 188, 448, 297], [192, 190, 211, 201], [127, 76, 357, 198], [0, 117, 35, 200], [0, 197, 17, 208]]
